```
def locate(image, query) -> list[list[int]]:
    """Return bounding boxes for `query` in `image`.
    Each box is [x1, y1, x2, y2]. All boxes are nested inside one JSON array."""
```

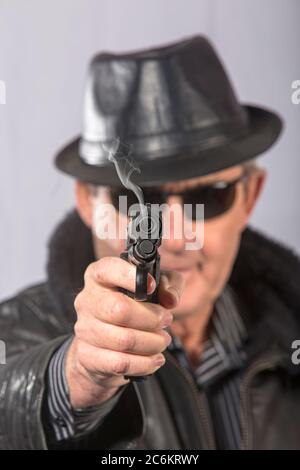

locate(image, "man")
[[1, 35, 300, 450]]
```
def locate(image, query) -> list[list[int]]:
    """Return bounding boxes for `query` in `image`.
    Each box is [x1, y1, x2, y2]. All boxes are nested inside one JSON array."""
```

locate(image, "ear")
[[240, 168, 267, 229], [75, 180, 93, 228]]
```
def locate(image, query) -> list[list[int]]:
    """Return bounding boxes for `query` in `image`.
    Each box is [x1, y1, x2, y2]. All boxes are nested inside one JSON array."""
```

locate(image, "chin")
[[172, 270, 214, 318], [172, 305, 200, 321], [172, 290, 205, 319]]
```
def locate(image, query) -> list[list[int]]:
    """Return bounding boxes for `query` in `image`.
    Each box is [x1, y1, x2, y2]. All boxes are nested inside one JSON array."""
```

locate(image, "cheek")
[[93, 236, 127, 259], [202, 187, 246, 263], [202, 219, 231, 260], [200, 211, 243, 290], [92, 206, 128, 258]]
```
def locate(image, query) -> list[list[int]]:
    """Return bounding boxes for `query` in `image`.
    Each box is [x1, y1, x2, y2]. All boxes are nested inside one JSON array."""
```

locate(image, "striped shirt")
[[47, 337, 127, 441], [167, 285, 248, 449], [46, 285, 247, 448]]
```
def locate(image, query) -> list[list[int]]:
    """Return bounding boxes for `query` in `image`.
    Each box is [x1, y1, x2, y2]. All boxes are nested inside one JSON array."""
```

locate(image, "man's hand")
[[65, 257, 184, 408]]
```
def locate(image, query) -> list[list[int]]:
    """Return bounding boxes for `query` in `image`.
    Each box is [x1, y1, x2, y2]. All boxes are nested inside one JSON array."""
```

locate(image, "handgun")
[[119, 202, 163, 381]]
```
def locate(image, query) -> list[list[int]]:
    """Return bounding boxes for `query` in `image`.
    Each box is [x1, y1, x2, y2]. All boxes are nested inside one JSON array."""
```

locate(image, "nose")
[[160, 196, 187, 253]]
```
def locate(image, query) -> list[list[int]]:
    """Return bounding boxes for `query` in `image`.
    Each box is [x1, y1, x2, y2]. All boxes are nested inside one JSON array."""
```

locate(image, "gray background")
[[0, 0, 299, 301]]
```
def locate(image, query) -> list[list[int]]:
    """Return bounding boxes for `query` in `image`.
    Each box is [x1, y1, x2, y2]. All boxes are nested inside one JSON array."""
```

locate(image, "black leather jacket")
[[1, 210, 300, 450]]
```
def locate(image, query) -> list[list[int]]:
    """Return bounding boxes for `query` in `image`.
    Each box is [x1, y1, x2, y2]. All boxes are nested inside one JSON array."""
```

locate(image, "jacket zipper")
[[240, 353, 283, 450], [164, 350, 216, 450]]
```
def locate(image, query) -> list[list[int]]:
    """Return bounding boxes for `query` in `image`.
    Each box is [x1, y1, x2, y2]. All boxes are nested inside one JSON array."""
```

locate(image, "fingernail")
[[161, 330, 172, 346], [148, 274, 156, 294], [154, 354, 166, 367]]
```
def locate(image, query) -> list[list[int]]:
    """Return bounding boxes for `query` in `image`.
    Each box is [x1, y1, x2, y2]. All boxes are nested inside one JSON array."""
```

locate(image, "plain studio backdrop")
[[0, 0, 299, 301]]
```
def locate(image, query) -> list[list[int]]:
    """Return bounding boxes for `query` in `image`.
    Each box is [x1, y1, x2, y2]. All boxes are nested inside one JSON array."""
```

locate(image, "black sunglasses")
[[110, 171, 250, 220]]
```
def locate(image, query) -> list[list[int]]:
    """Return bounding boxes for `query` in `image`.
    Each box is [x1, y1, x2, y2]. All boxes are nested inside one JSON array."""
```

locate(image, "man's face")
[[77, 163, 265, 321]]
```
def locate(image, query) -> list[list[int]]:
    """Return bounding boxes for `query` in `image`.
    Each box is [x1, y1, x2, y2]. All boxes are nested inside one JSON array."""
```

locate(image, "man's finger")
[[85, 257, 156, 294]]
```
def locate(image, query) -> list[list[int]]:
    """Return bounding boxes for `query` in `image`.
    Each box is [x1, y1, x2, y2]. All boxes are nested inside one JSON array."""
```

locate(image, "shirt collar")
[[167, 285, 248, 387]]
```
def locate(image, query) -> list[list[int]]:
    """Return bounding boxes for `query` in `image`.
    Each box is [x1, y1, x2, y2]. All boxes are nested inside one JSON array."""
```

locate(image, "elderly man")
[[1, 35, 300, 450]]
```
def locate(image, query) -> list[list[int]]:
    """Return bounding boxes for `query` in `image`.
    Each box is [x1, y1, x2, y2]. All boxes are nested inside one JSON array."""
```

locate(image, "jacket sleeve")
[[0, 285, 144, 450], [46, 337, 127, 442]]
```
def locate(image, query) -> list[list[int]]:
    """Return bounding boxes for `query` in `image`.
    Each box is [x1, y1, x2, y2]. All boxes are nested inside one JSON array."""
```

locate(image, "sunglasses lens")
[[110, 188, 136, 215], [111, 182, 237, 220], [142, 188, 164, 206], [184, 184, 236, 220], [110, 187, 164, 215]]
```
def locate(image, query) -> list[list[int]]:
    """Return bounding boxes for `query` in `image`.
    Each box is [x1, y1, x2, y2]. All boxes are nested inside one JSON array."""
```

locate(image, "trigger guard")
[[135, 265, 148, 301]]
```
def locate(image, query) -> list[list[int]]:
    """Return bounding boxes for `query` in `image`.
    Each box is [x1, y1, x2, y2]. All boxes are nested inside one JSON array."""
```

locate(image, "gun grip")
[[119, 253, 156, 382]]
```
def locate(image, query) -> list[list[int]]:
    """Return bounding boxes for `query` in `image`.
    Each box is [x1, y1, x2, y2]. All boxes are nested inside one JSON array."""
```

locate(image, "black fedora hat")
[[55, 35, 283, 186]]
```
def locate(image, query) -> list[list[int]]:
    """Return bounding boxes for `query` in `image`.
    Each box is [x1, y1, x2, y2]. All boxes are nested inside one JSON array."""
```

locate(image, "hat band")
[[79, 113, 250, 166]]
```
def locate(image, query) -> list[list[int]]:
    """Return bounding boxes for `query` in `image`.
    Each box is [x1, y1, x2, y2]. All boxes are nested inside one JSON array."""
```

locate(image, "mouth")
[[162, 265, 195, 273], [161, 261, 203, 273], [173, 267, 192, 272]]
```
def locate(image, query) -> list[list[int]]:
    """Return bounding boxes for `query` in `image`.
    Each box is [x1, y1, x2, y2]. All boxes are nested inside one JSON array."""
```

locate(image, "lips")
[[161, 262, 203, 273], [162, 265, 193, 272], [173, 267, 192, 272]]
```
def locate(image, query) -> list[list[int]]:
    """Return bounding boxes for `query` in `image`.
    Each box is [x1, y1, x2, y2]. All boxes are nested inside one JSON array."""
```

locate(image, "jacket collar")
[[46, 209, 300, 369]]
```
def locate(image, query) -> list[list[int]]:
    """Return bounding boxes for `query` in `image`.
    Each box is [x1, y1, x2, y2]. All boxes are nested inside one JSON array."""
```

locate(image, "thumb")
[[158, 270, 185, 309]]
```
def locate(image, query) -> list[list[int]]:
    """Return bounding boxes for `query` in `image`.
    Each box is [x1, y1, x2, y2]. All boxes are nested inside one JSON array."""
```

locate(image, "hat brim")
[[55, 105, 283, 187]]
